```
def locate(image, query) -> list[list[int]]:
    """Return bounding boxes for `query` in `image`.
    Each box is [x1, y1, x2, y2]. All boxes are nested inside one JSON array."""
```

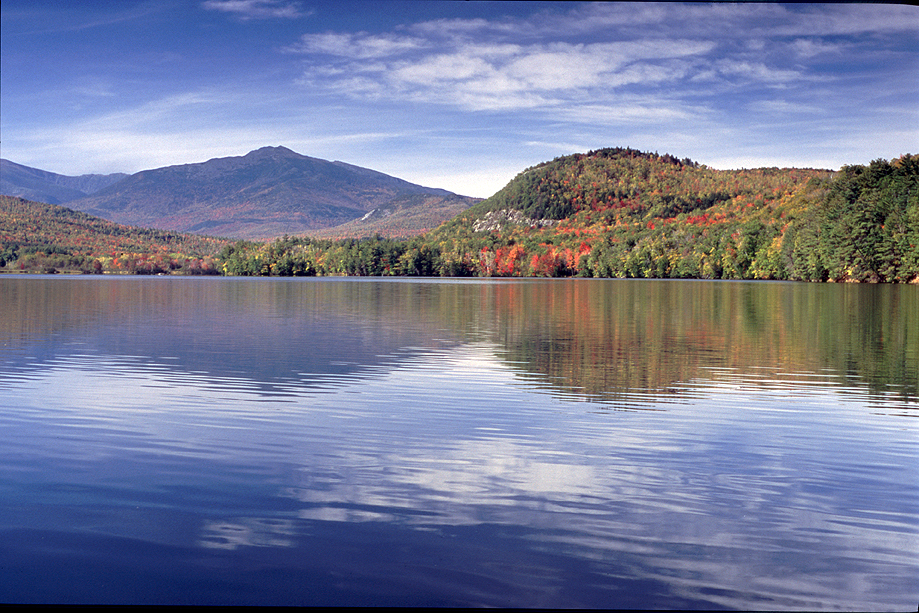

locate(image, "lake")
[[1, 276, 916, 608]]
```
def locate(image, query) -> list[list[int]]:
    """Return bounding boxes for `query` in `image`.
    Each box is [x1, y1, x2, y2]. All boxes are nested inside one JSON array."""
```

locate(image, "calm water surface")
[[1, 276, 916, 608]]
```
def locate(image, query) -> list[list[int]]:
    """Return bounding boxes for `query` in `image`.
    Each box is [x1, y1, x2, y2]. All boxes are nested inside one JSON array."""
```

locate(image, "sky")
[[1, 1, 917, 198]]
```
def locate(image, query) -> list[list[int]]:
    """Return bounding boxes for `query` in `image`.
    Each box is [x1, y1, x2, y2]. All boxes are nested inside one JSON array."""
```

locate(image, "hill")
[[219, 149, 919, 282], [0, 195, 227, 274], [0, 159, 127, 205], [415, 149, 918, 282], [65, 146, 476, 240]]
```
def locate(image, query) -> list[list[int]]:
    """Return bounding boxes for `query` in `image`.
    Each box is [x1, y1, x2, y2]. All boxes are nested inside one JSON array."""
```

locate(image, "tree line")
[[0, 195, 225, 274], [215, 153, 919, 282], [4, 152, 916, 281]]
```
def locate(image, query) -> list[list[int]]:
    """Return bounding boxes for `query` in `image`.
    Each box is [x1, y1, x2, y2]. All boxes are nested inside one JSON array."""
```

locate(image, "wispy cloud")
[[293, 30, 719, 113], [2, 1, 173, 35], [291, 3, 905, 117], [286, 31, 427, 58], [566, 2, 919, 38], [3, 1, 915, 197], [747, 99, 825, 116], [202, 0, 311, 20], [714, 60, 803, 85], [69, 77, 118, 100]]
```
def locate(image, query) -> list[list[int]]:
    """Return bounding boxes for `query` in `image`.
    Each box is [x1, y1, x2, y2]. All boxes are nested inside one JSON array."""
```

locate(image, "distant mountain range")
[[0, 147, 478, 239], [0, 159, 128, 205]]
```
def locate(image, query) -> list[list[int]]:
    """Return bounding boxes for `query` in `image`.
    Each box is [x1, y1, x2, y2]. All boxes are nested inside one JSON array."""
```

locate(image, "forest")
[[3, 150, 917, 282], [217, 151, 919, 282], [0, 195, 226, 274]]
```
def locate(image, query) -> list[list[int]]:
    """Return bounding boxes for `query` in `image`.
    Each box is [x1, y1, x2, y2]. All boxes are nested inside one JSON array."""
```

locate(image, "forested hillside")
[[5, 149, 917, 282], [219, 150, 919, 282], [0, 196, 227, 274]]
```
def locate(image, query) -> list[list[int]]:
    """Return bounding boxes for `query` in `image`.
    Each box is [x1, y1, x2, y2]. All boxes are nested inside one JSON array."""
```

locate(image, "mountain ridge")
[[1, 147, 476, 240], [0, 159, 128, 205]]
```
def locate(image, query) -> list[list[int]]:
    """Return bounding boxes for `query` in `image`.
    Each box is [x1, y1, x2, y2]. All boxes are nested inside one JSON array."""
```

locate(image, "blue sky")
[[2, 1, 917, 198]]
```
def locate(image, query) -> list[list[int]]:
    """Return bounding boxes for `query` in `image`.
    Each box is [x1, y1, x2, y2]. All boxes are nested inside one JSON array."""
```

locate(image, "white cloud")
[[11, 89, 284, 173], [559, 101, 699, 125], [769, 4, 919, 37], [747, 99, 825, 116], [202, 0, 310, 20], [715, 60, 803, 84], [286, 31, 425, 58], [408, 16, 527, 43], [392, 53, 494, 85], [291, 33, 720, 115], [4, 1, 915, 192], [280, 2, 914, 131], [572, 2, 919, 39], [789, 38, 845, 59]]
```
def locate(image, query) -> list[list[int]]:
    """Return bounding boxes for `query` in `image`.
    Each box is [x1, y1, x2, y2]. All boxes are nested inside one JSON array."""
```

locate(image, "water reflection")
[[2, 277, 915, 403], [0, 277, 916, 608], [199, 518, 296, 550], [485, 279, 919, 403]]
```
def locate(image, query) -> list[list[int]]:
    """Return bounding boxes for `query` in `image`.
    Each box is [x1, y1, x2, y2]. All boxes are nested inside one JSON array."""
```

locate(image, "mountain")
[[65, 146, 476, 239], [0, 159, 128, 205]]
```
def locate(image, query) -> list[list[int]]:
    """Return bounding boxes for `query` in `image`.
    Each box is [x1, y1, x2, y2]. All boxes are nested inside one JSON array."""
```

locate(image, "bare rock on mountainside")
[[305, 192, 479, 240]]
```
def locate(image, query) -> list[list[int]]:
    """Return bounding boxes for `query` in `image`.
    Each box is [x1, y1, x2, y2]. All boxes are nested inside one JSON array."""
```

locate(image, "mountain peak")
[[61, 148, 470, 239], [248, 145, 295, 154], [244, 145, 299, 159]]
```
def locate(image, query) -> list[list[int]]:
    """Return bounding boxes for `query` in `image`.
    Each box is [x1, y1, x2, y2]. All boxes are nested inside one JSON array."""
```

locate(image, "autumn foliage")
[[5, 149, 917, 282], [0, 195, 226, 274]]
